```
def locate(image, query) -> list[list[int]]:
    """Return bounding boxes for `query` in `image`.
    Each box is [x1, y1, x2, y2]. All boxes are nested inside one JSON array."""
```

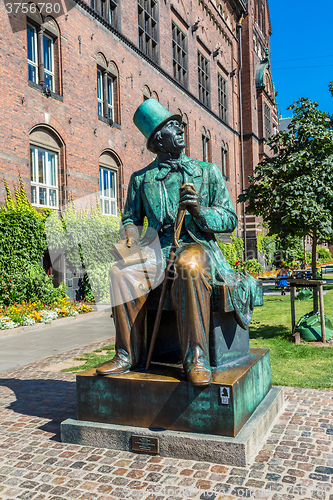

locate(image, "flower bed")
[[257, 270, 279, 279], [0, 298, 93, 330]]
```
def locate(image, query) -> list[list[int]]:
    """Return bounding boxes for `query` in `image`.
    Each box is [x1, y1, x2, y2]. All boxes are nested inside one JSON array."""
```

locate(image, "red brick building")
[[0, 0, 277, 258], [240, 0, 279, 258]]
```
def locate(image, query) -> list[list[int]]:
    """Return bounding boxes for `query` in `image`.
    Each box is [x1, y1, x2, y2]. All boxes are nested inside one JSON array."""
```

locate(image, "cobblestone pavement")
[[0, 341, 332, 500]]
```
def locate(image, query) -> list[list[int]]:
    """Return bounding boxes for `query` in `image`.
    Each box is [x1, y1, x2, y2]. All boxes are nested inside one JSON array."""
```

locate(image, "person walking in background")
[[277, 267, 288, 295]]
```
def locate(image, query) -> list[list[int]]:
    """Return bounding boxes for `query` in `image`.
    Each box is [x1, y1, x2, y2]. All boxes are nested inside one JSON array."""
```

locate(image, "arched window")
[[142, 85, 151, 101], [29, 126, 63, 208], [96, 54, 120, 125], [26, 10, 61, 95], [201, 127, 211, 163], [221, 141, 229, 179], [99, 151, 120, 216], [151, 90, 159, 101], [142, 85, 159, 101], [177, 109, 190, 157]]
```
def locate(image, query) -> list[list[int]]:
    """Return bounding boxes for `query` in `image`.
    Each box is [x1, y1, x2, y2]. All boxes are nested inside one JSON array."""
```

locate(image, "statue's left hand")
[[179, 183, 201, 217]]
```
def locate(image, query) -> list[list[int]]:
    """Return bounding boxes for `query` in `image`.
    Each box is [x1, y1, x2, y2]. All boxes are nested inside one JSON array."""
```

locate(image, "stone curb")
[[0, 309, 108, 339]]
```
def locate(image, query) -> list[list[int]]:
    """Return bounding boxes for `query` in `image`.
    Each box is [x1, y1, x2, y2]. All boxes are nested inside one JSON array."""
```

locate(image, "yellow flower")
[[29, 311, 42, 321]]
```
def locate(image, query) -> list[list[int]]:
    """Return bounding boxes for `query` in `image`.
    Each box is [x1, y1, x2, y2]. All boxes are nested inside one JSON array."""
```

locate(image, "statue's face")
[[156, 119, 185, 153]]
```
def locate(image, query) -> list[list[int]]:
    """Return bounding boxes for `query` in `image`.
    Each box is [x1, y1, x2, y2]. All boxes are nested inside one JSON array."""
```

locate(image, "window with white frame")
[[27, 24, 38, 83], [107, 76, 114, 119], [30, 146, 58, 208], [43, 34, 55, 91], [26, 15, 59, 93], [97, 68, 114, 121], [99, 167, 117, 216], [97, 69, 103, 116]]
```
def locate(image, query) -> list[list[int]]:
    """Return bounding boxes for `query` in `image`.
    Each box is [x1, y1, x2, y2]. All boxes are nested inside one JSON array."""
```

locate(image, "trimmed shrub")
[[0, 179, 66, 305]]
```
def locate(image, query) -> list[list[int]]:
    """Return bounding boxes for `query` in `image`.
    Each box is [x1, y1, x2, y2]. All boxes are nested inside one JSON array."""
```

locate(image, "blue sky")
[[269, 1, 333, 118]]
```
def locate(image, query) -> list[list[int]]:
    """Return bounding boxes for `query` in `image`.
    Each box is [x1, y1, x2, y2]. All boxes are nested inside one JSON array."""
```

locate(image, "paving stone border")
[[0, 340, 332, 499]]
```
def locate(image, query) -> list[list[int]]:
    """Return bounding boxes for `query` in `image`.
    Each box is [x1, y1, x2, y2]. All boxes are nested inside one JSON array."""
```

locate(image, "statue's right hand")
[[124, 224, 140, 248], [118, 238, 136, 248], [126, 237, 136, 248]]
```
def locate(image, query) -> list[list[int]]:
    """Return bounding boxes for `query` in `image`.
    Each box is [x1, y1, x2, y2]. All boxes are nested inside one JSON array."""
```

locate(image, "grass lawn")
[[64, 285, 333, 390], [250, 285, 333, 390], [63, 344, 115, 372]]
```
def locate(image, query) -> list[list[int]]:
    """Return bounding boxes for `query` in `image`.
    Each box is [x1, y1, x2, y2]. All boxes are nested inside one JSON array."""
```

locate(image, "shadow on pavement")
[[0, 378, 77, 441]]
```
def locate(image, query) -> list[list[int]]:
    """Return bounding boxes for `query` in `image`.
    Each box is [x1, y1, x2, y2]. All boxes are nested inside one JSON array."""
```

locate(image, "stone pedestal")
[[75, 348, 272, 437], [61, 386, 283, 466]]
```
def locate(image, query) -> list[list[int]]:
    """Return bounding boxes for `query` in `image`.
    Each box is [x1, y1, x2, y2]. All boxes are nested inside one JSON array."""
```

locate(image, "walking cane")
[[145, 183, 192, 370]]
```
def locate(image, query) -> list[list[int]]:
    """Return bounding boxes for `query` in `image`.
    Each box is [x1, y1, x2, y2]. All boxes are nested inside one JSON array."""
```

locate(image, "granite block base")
[[61, 386, 284, 466]]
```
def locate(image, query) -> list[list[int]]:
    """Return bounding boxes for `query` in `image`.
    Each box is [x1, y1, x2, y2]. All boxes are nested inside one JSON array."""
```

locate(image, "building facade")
[[0, 0, 277, 258], [240, 0, 279, 258]]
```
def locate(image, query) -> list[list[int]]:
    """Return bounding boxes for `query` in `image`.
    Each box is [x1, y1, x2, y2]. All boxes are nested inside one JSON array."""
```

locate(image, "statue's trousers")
[[109, 244, 212, 368]]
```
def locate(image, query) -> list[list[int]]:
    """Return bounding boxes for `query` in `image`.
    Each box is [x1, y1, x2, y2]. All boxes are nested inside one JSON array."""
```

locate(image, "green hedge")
[[0, 179, 67, 305], [217, 235, 244, 266]]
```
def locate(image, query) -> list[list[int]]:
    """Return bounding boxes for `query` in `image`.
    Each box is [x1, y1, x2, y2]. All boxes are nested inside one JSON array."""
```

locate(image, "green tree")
[[239, 98, 333, 284], [217, 235, 244, 266]]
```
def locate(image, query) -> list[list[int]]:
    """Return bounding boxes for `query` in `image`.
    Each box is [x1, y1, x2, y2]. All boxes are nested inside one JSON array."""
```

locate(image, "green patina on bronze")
[[94, 98, 265, 392], [133, 98, 182, 150], [75, 99, 272, 439], [76, 349, 271, 437]]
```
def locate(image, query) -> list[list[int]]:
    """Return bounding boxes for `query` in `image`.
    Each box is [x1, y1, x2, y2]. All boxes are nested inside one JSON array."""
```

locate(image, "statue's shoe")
[[185, 365, 212, 386], [96, 355, 132, 375]]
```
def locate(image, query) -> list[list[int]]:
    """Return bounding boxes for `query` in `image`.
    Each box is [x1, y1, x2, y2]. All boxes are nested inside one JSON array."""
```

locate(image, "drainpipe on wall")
[[237, 18, 247, 259]]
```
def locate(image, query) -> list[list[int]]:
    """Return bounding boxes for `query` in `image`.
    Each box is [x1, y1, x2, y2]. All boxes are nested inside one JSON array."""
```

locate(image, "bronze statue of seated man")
[[96, 99, 260, 387]]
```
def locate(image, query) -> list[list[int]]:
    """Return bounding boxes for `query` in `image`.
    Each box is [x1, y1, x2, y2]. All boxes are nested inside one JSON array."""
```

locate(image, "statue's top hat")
[[133, 99, 182, 151]]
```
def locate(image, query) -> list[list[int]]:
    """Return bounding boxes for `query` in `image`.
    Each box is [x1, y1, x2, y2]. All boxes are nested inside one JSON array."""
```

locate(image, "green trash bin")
[[296, 311, 333, 341]]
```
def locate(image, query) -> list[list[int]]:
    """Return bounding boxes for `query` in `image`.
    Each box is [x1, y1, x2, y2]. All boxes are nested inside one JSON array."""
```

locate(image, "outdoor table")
[[287, 279, 326, 343]]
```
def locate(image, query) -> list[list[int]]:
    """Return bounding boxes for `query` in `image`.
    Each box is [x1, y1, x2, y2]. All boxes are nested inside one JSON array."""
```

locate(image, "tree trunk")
[[312, 232, 318, 313]]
